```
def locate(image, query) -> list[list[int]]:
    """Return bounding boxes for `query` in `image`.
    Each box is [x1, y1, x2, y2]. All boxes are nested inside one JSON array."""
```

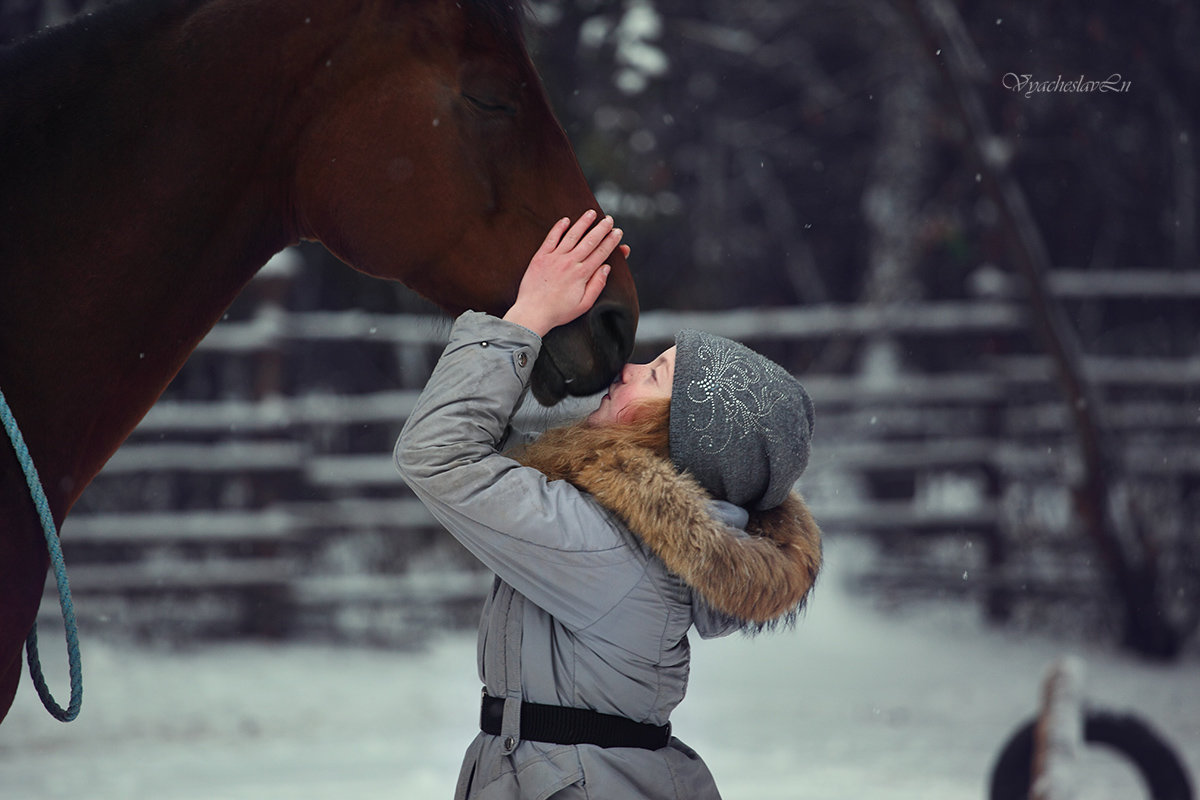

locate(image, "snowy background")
[[3, 539, 1197, 800], [2, 2, 1197, 797]]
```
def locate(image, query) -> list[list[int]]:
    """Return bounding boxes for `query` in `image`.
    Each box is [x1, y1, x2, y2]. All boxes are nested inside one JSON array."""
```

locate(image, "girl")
[[396, 211, 821, 799]]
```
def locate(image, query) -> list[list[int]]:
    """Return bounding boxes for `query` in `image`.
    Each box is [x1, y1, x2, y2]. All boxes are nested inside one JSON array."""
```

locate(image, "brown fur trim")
[[515, 422, 822, 625]]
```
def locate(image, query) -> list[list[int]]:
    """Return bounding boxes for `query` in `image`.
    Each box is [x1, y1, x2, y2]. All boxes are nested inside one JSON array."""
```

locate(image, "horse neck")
[[0, 0, 349, 516]]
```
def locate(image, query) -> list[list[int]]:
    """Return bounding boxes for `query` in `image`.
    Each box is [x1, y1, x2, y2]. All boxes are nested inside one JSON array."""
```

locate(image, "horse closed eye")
[[462, 93, 516, 115]]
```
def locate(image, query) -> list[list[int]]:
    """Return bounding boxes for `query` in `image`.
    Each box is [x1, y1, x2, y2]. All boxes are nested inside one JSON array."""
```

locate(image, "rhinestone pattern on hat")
[[681, 339, 790, 455]]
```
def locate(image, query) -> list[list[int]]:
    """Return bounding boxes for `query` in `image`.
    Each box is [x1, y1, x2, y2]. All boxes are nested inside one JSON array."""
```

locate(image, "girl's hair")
[[613, 397, 671, 460], [514, 397, 672, 476]]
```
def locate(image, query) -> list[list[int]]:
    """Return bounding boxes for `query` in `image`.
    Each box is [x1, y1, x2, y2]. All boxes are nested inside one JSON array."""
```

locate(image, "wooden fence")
[[43, 257, 1200, 643]]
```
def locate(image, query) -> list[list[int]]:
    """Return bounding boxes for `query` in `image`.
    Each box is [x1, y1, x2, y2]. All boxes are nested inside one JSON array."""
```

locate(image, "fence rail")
[[195, 302, 1026, 351], [49, 264, 1200, 642]]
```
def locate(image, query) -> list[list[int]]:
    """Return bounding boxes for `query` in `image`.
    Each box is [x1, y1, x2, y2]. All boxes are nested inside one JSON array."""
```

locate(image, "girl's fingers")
[[557, 210, 600, 251], [580, 228, 622, 271], [579, 265, 611, 311], [574, 216, 616, 257], [539, 217, 571, 253]]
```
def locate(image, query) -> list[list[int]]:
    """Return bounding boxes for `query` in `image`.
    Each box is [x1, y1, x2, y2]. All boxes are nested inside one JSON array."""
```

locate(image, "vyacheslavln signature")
[[1001, 72, 1132, 98]]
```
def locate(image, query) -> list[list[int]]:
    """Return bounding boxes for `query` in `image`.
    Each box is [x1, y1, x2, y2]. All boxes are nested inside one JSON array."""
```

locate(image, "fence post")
[[245, 248, 302, 638]]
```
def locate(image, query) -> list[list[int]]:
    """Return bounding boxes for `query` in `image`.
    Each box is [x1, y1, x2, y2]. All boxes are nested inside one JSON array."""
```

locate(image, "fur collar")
[[515, 422, 822, 628]]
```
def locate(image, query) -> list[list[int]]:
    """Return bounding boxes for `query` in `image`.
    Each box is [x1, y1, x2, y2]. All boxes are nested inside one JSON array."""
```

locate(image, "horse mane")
[[1, 0, 529, 79], [466, 0, 530, 43], [1, 0, 206, 161], [0, 0, 202, 75]]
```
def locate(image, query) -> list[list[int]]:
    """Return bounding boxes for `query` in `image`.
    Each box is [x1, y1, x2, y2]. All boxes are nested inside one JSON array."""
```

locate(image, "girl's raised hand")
[[503, 211, 624, 338]]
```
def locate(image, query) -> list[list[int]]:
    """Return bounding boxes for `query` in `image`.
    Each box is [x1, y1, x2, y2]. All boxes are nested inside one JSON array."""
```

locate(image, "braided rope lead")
[[0, 386, 82, 722]]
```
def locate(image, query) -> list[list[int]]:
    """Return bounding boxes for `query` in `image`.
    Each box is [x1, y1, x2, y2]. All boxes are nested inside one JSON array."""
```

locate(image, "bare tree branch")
[[898, 0, 1183, 658]]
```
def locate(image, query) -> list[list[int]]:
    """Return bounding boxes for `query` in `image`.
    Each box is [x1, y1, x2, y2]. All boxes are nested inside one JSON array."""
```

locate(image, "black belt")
[[480, 693, 671, 751]]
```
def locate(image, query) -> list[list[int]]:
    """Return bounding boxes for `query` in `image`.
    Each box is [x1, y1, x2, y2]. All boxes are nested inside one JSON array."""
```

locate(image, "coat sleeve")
[[394, 311, 645, 631]]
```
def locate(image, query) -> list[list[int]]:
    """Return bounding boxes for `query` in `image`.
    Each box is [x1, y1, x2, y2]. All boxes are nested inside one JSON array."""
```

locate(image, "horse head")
[[0, 0, 641, 726], [290, 0, 638, 403]]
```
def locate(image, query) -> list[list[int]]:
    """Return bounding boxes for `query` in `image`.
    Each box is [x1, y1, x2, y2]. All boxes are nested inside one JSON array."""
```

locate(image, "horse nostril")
[[592, 301, 636, 369], [546, 301, 637, 399]]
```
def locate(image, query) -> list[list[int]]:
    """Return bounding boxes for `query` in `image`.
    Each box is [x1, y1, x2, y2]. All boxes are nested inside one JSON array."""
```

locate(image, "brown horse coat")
[[0, 0, 636, 724]]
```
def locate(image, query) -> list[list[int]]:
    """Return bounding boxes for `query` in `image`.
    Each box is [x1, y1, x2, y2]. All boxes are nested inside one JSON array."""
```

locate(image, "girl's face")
[[587, 346, 677, 426]]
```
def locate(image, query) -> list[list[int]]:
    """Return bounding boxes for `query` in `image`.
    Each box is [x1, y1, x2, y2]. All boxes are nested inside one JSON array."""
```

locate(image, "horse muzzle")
[[531, 299, 636, 405]]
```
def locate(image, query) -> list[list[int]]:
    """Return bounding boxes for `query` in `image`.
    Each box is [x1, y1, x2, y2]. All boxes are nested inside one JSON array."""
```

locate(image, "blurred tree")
[[0, 0, 91, 44], [902, 0, 1196, 659], [530, 0, 886, 316], [856, 5, 934, 382]]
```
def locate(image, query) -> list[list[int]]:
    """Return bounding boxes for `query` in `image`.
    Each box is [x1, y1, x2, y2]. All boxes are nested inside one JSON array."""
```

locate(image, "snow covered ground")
[[2, 538, 1197, 799]]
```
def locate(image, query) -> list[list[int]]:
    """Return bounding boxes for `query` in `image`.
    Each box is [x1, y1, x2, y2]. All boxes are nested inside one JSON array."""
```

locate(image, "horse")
[[0, 0, 638, 725]]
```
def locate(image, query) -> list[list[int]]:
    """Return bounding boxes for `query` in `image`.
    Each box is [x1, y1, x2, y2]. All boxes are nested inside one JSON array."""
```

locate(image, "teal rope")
[[0, 386, 82, 722]]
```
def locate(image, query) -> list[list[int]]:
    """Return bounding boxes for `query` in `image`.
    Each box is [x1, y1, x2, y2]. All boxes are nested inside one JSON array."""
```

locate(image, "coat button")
[[503, 735, 517, 751], [516, 351, 529, 368]]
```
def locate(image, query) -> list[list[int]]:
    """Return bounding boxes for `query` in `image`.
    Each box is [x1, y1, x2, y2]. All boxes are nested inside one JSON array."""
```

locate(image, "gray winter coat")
[[395, 312, 821, 800]]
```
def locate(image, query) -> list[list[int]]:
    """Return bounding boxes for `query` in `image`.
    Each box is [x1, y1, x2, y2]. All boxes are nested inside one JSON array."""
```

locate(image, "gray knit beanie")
[[669, 330, 814, 510]]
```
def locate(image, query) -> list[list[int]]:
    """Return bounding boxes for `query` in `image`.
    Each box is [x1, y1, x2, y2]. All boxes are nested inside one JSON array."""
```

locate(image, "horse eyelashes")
[[462, 93, 517, 115]]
